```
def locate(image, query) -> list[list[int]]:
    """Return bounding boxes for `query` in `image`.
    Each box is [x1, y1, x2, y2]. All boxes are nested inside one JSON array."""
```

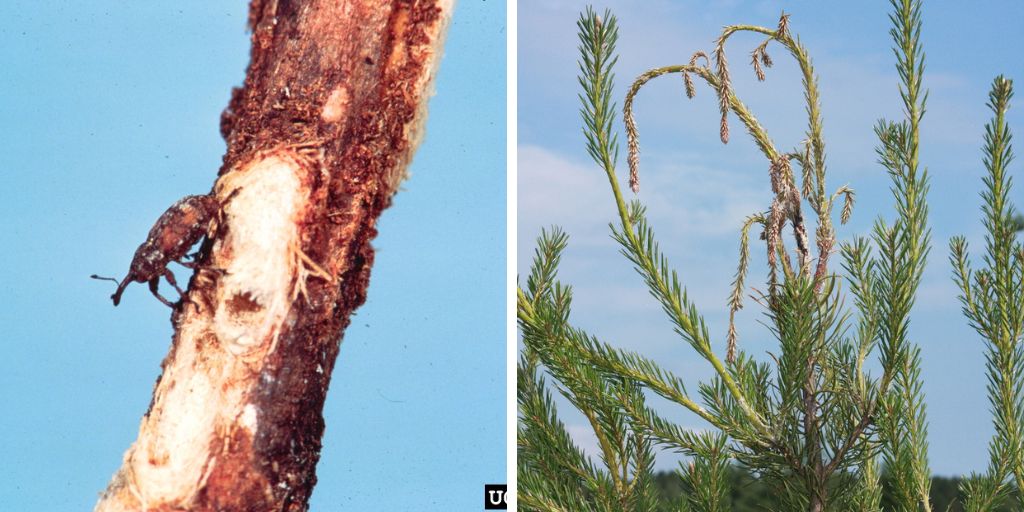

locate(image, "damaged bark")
[[95, 1, 453, 510]]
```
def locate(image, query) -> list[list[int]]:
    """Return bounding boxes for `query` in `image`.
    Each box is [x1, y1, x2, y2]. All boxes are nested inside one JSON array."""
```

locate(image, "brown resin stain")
[[147, 451, 169, 467], [225, 291, 262, 314], [196, 427, 274, 511]]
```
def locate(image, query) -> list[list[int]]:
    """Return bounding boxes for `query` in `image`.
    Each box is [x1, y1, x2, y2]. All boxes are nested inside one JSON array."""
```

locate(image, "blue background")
[[0, 1, 505, 509]]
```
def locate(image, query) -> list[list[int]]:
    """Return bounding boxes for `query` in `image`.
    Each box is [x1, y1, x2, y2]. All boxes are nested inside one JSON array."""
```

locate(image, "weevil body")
[[101, 194, 222, 307]]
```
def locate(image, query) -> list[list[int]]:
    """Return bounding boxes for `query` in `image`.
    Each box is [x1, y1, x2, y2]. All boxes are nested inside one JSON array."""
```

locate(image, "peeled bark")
[[95, 1, 453, 510]]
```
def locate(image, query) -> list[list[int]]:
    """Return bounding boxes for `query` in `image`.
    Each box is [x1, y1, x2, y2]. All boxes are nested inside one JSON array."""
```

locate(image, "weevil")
[[92, 193, 227, 307]]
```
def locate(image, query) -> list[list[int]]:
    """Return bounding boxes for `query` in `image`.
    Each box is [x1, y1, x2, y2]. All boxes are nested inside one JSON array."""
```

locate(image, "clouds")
[[518, 144, 618, 250], [518, 144, 765, 244]]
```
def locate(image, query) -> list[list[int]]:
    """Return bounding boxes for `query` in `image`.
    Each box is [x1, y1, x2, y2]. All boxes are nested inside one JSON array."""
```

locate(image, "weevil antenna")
[[91, 274, 132, 307]]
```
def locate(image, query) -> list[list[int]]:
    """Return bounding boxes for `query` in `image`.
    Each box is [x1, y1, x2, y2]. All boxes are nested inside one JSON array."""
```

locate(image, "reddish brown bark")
[[95, 1, 452, 511]]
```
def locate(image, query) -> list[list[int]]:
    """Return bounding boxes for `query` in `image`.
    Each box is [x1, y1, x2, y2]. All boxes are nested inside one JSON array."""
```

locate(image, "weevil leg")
[[163, 268, 186, 295], [148, 278, 177, 308], [164, 268, 204, 313]]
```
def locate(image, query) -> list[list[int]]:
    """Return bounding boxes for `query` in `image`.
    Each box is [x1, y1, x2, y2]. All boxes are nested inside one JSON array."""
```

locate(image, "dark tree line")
[[652, 468, 1021, 511]]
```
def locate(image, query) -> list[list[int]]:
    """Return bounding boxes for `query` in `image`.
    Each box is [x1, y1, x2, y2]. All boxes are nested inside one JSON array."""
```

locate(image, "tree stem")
[[95, 2, 452, 511]]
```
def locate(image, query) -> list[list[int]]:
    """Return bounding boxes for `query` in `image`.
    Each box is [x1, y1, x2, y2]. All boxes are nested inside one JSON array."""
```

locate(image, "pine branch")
[[678, 433, 731, 512], [869, 2, 933, 510], [953, 75, 1024, 511]]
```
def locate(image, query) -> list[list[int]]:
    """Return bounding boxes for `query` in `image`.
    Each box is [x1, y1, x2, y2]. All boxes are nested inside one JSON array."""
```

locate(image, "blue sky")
[[0, 1, 504, 510], [518, 0, 1024, 476]]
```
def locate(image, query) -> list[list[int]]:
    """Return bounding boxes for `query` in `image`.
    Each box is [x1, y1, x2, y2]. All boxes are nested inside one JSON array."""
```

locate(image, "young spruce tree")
[[519, 1, 1015, 511]]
